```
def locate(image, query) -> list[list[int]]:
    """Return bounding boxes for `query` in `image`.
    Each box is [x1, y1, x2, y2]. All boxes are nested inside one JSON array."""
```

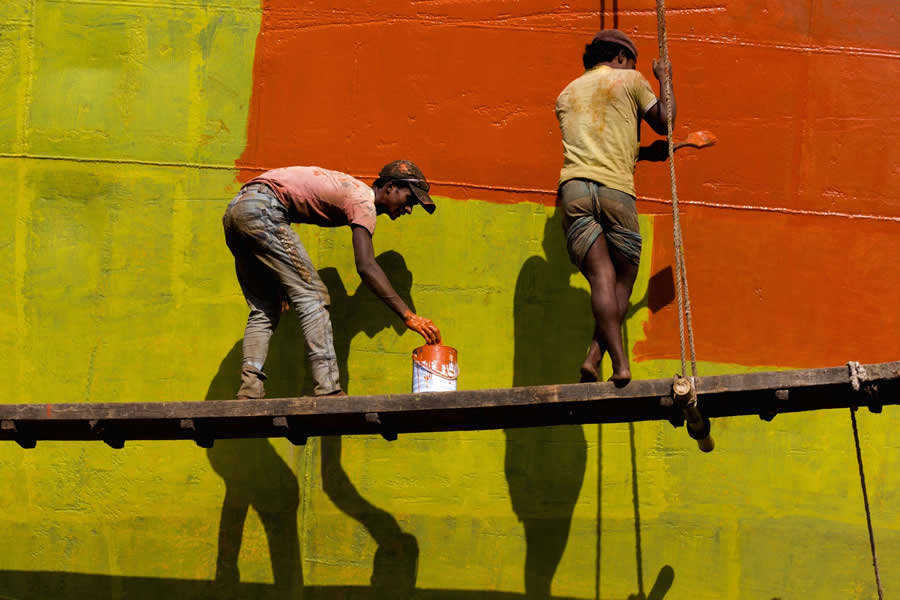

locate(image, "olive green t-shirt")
[[556, 65, 659, 197]]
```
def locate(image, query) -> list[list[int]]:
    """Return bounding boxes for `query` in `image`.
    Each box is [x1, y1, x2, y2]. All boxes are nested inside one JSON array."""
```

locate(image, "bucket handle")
[[414, 359, 459, 380]]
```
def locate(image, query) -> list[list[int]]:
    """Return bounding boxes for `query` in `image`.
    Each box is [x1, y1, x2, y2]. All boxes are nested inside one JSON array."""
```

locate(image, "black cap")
[[378, 160, 435, 214], [592, 29, 638, 59]]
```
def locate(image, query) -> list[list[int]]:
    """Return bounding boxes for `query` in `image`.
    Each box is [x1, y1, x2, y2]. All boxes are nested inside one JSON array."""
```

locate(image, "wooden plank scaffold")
[[1, 361, 896, 450]]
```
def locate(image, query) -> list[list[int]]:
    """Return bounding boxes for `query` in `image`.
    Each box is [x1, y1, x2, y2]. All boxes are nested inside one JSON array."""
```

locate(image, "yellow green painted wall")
[[1, 1, 898, 599]]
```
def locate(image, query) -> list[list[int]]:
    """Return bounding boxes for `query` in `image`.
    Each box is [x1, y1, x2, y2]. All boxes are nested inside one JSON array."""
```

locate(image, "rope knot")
[[848, 361, 868, 392]]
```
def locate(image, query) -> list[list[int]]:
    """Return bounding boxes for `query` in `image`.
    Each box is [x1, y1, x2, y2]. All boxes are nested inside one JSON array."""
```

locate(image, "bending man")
[[223, 160, 441, 399], [555, 29, 675, 385]]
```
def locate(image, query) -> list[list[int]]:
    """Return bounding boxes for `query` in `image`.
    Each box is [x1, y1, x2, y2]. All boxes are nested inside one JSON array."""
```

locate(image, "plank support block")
[[273, 416, 307, 446], [863, 384, 882, 414], [180, 418, 214, 448], [89, 419, 125, 449], [365, 412, 397, 442], [760, 389, 789, 422], [2, 419, 36, 449], [660, 395, 685, 428]]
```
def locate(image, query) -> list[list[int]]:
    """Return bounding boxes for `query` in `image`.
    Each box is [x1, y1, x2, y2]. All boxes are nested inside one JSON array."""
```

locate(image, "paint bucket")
[[412, 344, 459, 393]]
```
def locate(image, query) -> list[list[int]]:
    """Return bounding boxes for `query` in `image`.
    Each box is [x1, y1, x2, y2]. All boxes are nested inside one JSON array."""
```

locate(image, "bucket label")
[[411, 346, 458, 393], [415, 358, 458, 379]]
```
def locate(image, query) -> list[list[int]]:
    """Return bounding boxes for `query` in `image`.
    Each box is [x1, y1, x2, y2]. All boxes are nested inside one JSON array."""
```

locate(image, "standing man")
[[223, 160, 442, 399], [555, 29, 675, 385]]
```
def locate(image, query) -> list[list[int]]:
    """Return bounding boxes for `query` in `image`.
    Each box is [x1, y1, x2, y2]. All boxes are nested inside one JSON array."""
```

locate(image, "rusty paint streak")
[[44, 0, 257, 11], [260, 5, 727, 17], [0, 152, 240, 171], [259, 11, 730, 35], [662, 33, 900, 59], [638, 197, 900, 223]]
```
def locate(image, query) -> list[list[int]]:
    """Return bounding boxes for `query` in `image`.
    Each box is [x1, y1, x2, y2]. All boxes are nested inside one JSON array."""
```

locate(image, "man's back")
[[556, 66, 658, 197], [250, 166, 377, 233]]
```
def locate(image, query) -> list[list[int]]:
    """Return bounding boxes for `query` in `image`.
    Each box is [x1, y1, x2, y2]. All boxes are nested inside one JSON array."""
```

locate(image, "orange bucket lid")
[[412, 344, 459, 380], [412, 344, 457, 364]]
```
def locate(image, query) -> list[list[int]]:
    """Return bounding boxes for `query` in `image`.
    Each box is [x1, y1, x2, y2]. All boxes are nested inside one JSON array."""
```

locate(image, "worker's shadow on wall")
[[510, 211, 675, 599], [317, 251, 420, 600], [508, 210, 590, 598], [205, 326, 310, 598], [204, 251, 419, 600]]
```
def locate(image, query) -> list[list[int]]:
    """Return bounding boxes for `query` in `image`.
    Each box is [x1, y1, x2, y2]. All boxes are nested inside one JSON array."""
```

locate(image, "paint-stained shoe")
[[236, 365, 266, 399]]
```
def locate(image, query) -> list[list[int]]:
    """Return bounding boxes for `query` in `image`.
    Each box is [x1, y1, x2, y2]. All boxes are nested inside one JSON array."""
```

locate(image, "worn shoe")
[[236, 365, 266, 399]]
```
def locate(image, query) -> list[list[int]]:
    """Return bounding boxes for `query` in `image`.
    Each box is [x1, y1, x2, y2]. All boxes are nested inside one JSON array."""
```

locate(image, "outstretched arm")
[[351, 226, 441, 344], [643, 59, 677, 136], [638, 130, 718, 161]]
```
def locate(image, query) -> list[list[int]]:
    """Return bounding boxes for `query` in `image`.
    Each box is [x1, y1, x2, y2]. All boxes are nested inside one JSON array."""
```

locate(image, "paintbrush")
[[638, 131, 717, 162], [673, 130, 717, 150]]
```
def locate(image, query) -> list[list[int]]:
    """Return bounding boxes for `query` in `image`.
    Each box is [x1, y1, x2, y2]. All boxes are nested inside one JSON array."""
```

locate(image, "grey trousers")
[[223, 183, 341, 397]]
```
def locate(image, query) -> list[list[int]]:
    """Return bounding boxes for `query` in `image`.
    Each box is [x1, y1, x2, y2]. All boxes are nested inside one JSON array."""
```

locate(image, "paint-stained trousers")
[[223, 183, 341, 397]]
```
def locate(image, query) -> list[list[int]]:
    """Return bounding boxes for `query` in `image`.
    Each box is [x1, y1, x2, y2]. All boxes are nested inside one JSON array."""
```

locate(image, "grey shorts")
[[559, 179, 642, 267]]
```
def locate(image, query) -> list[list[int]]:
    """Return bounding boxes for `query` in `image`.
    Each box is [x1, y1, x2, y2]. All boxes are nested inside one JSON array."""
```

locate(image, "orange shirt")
[[250, 167, 377, 235]]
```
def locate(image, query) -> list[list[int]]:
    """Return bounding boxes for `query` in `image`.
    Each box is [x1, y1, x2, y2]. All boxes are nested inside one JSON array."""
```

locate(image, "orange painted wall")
[[239, 0, 900, 369]]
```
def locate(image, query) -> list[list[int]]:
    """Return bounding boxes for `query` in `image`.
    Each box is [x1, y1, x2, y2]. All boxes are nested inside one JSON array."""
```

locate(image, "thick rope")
[[850, 407, 884, 599], [655, 0, 699, 379], [655, 7, 881, 593]]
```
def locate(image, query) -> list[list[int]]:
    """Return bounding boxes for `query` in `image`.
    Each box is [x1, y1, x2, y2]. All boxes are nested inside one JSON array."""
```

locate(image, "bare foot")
[[320, 389, 347, 397], [609, 371, 631, 387], [580, 364, 598, 383]]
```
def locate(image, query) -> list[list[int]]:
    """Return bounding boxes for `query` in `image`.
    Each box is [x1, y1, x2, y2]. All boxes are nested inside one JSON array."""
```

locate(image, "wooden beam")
[[0, 361, 896, 447]]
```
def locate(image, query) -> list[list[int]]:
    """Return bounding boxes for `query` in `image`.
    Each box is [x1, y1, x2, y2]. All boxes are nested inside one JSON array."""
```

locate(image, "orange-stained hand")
[[403, 309, 442, 345]]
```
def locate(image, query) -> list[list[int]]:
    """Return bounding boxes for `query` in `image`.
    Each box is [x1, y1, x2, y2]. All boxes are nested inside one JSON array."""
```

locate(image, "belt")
[[234, 182, 288, 217], [239, 182, 275, 196]]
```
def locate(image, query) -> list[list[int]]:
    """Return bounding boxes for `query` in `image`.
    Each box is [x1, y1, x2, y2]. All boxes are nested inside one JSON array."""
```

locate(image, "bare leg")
[[610, 246, 639, 384], [610, 244, 639, 324], [580, 236, 637, 385], [580, 326, 605, 382], [579, 259, 636, 381]]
